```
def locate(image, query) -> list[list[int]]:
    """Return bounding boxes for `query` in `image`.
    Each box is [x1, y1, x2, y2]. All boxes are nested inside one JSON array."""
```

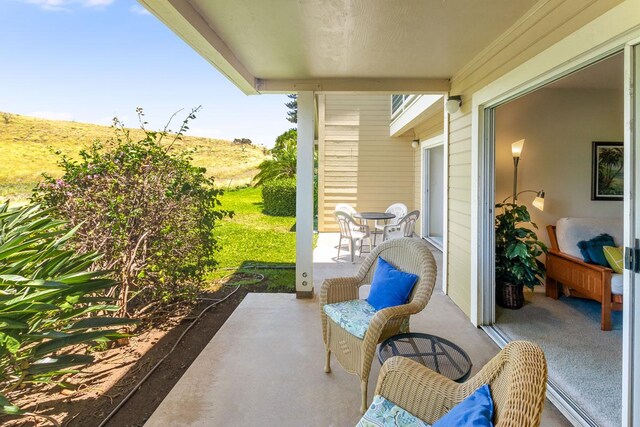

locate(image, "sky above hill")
[[0, 0, 292, 147]]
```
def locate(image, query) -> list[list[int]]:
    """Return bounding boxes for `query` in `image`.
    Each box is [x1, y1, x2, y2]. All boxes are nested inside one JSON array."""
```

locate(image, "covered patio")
[[145, 235, 569, 426]]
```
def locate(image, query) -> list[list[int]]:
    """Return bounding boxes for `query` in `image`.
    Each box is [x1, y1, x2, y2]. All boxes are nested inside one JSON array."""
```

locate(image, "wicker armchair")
[[320, 238, 437, 413], [374, 341, 547, 426]]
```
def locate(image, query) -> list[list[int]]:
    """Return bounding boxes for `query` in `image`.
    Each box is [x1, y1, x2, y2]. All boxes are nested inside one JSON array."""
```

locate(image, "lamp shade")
[[532, 191, 545, 211], [511, 139, 525, 158]]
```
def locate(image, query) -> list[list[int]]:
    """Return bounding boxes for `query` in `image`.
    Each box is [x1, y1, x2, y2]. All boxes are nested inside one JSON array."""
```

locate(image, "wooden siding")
[[446, 113, 472, 315], [318, 94, 415, 232]]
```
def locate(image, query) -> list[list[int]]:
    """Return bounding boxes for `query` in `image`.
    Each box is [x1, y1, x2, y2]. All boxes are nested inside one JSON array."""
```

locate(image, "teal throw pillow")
[[577, 234, 615, 266], [432, 384, 494, 427], [366, 257, 419, 311]]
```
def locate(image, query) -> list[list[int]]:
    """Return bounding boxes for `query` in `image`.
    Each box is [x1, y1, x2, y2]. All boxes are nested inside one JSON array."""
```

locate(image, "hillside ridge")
[[0, 112, 268, 201]]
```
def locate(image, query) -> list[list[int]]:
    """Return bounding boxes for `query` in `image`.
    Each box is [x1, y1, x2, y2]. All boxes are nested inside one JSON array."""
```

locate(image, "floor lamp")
[[511, 139, 524, 203], [509, 139, 545, 211]]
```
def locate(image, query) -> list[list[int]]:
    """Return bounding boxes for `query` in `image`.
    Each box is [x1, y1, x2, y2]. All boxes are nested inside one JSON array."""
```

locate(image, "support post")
[[296, 91, 315, 298]]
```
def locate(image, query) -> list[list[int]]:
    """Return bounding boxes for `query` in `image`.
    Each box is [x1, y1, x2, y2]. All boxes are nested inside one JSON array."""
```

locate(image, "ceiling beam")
[[139, 0, 258, 95], [256, 78, 451, 94]]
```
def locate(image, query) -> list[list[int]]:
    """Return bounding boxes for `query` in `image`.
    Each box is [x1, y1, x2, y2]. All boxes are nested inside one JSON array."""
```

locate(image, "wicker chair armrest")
[[319, 276, 362, 306], [375, 356, 463, 424], [372, 302, 422, 325], [364, 302, 422, 342]]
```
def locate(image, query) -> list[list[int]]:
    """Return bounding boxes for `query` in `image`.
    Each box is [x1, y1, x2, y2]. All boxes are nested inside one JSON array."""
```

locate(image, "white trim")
[[390, 95, 443, 136], [442, 109, 449, 297]]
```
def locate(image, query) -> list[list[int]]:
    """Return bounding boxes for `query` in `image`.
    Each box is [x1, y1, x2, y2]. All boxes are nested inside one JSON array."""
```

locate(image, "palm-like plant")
[[0, 203, 136, 418], [253, 138, 298, 186]]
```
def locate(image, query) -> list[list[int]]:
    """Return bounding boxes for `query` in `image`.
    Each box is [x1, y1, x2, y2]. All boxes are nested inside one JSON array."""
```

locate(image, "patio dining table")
[[353, 212, 395, 247]]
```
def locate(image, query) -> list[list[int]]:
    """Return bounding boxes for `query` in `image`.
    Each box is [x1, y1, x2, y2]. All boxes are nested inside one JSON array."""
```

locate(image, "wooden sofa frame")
[[546, 225, 622, 331]]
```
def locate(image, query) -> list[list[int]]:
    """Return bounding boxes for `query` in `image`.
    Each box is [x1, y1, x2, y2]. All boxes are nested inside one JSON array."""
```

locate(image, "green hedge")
[[262, 178, 296, 216]]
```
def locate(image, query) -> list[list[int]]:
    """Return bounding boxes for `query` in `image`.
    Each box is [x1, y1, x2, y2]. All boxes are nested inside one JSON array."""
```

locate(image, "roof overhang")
[[139, 0, 618, 96]]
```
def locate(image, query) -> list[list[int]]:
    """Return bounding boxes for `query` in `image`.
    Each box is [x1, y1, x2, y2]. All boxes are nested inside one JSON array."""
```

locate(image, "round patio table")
[[353, 212, 395, 246], [377, 333, 472, 383], [353, 212, 396, 221]]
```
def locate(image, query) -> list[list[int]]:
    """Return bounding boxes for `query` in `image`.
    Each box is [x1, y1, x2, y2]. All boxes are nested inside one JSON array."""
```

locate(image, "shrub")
[[0, 203, 135, 417], [33, 108, 230, 315], [262, 178, 296, 216]]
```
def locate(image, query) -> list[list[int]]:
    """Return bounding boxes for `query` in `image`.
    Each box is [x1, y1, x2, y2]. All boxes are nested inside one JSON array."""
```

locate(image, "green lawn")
[[208, 187, 298, 292]]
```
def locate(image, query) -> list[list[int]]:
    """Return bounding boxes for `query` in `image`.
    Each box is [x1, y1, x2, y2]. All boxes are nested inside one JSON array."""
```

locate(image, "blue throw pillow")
[[577, 234, 615, 266], [432, 384, 494, 427], [366, 257, 419, 311]]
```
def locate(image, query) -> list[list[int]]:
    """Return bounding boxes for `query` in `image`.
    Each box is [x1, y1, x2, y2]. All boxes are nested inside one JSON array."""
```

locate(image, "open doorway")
[[490, 53, 624, 426], [422, 136, 445, 250]]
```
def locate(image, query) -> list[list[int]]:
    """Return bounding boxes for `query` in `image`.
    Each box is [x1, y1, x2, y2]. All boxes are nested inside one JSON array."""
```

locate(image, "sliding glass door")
[[622, 38, 640, 427], [422, 137, 444, 249]]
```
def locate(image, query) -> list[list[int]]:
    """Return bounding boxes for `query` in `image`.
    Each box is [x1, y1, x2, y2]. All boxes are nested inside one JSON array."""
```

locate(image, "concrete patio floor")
[[146, 234, 570, 426]]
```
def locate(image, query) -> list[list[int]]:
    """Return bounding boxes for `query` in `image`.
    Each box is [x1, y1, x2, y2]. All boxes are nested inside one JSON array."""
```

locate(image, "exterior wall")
[[317, 94, 415, 232], [445, 0, 633, 317], [446, 113, 472, 314]]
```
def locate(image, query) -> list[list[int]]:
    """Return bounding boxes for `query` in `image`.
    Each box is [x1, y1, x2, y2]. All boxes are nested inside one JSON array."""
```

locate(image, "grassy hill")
[[0, 112, 269, 202]]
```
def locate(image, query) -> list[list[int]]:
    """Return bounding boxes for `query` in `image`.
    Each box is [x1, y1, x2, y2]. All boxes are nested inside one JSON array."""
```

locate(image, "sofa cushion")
[[612, 274, 624, 295], [556, 217, 622, 259], [357, 395, 431, 427], [577, 234, 615, 266], [603, 246, 624, 274], [323, 299, 377, 340]]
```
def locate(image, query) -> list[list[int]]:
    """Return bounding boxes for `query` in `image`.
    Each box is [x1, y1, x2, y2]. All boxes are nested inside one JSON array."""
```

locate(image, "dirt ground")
[[2, 283, 270, 427]]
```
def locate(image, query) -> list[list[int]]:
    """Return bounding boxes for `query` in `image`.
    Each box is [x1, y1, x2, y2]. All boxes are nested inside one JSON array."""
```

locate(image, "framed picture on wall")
[[591, 141, 624, 201]]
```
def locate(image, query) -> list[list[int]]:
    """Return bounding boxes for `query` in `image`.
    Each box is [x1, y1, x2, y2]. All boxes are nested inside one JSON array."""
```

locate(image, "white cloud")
[[29, 111, 74, 121], [130, 4, 150, 15], [23, 0, 114, 11]]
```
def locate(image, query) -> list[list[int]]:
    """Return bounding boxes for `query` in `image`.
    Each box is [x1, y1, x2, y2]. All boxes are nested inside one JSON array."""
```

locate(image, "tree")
[[273, 129, 297, 153], [253, 137, 297, 186], [285, 94, 297, 123], [598, 147, 624, 191], [233, 137, 253, 152]]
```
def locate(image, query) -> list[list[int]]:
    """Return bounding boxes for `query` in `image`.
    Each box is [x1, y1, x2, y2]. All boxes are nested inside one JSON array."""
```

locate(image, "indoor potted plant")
[[494, 202, 548, 309]]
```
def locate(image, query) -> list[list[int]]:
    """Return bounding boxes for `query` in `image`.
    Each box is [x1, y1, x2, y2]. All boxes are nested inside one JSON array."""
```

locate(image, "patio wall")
[[317, 94, 415, 232]]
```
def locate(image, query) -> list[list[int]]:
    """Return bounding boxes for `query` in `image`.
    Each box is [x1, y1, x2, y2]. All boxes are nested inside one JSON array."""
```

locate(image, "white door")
[[623, 39, 640, 427], [422, 137, 444, 249]]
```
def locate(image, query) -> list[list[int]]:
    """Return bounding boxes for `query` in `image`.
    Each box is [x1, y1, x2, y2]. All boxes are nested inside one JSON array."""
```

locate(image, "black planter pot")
[[496, 281, 524, 309]]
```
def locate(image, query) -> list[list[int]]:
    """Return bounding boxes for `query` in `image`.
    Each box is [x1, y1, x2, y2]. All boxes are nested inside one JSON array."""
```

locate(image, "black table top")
[[377, 333, 472, 383], [353, 212, 396, 220]]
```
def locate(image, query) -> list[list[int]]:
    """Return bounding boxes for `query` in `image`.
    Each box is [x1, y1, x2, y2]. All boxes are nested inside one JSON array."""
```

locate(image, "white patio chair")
[[335, 211, 371, 262], [335, 203, 357, 216], [383, 210, 420, 241], [374, 203, 407, 245], [335, 202, 368, 233]]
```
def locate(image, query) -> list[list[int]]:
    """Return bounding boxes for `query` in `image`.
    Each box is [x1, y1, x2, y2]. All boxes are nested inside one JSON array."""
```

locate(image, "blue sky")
[[0, 0, 292, 147]]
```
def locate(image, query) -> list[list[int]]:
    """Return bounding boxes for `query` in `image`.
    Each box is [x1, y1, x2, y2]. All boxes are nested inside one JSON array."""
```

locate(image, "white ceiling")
[[187, 0, 539, 80], [546, 53, 623, 90]]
